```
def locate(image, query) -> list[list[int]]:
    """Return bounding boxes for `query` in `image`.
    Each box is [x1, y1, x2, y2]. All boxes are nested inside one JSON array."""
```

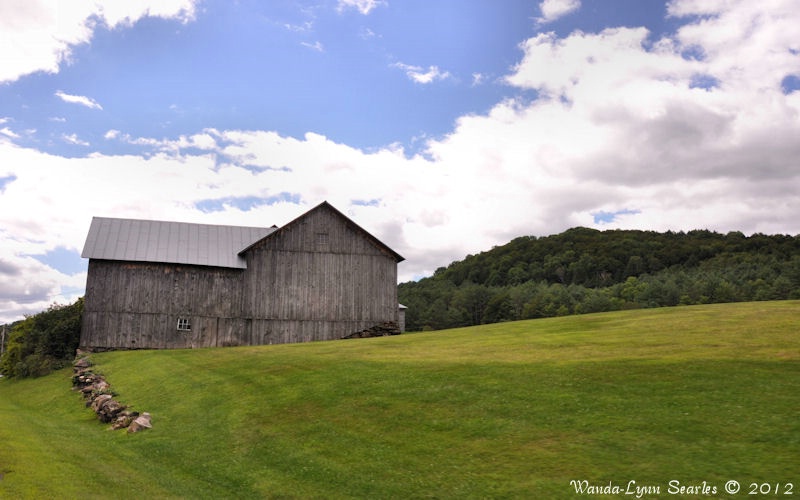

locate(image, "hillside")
[[399, 227, 800, 331], [0, 301, 798, 498]]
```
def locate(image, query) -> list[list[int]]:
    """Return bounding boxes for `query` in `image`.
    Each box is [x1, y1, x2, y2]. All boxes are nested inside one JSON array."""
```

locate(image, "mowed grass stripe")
[[0, 300, 797, 498]]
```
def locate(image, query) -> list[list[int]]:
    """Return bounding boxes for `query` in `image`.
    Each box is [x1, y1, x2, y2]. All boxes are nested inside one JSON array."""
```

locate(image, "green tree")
[[624, 255, 645, 278], [453, 283, 492, 326], [484, 292, 515, 324], [619, 276, 645, 305], [0, 298, 83, 378], [507, 265, 528, 286]]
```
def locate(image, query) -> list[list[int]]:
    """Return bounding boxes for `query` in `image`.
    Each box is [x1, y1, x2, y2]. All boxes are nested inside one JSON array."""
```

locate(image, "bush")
[[0, 298, 83, 378]]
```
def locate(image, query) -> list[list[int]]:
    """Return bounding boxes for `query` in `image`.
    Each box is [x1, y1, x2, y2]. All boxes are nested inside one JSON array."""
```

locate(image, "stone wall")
[[72, 351, 151, 433], [342, 321, 401, 339]]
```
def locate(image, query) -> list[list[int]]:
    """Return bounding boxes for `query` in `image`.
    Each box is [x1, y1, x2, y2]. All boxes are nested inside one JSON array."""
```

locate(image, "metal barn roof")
[[81, 217, 277, 269]]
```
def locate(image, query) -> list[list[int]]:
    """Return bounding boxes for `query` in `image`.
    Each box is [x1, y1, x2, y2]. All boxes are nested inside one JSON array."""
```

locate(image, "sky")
[[1, 0, 799, 324]]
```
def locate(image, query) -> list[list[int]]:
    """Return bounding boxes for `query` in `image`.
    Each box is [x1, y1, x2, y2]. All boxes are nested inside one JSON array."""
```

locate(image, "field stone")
[[91, 394, 113, 412], [127, 413, 152, 433], [111, 411, 140, 430], [98, 399, 125, 423], [342, 321, 401, 339], [93, 379, 110, 392], [73, 357, 92, 369]]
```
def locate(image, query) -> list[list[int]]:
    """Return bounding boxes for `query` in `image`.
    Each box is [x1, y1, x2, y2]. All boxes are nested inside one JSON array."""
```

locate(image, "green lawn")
[[1, 301, 798, 498]]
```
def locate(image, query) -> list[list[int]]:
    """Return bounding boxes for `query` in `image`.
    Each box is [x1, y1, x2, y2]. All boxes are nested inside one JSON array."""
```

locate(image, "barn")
[[79, 201, 404, 350]]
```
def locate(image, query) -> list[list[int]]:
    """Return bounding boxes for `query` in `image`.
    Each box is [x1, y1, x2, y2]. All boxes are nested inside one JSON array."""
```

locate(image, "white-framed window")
[[177, 317, 191, 331]]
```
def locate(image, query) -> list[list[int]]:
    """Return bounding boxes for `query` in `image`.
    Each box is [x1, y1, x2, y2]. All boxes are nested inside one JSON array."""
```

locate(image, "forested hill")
[[398, 228, 800, 331]]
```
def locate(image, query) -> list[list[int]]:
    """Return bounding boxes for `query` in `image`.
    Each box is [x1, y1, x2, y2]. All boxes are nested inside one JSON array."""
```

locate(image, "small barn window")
[[177, 317, 191, 331]]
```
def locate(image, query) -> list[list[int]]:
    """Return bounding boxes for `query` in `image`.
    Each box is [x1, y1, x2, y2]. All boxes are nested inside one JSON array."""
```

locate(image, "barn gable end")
[[241, 201, 404, 261], [79, 202, 403, 350], [240, 202, 403, 343]]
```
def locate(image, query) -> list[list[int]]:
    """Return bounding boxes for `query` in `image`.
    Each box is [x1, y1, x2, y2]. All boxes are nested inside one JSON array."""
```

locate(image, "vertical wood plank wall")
[[242, 203, 398, 343], [81, 261, 244, 349], [80, 204, 400, 349]]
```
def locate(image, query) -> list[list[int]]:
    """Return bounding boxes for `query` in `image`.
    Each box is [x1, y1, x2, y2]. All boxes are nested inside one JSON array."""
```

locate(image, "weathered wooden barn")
[[80, 202, 404, 350]]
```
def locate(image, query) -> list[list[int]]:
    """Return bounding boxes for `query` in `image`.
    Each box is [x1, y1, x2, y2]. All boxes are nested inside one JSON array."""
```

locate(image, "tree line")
[[0, 298, 83, 378], [398, 228, 800, 331]]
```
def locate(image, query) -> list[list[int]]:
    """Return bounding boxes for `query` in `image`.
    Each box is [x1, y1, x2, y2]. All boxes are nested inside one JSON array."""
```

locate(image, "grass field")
[[1, 301, 798, 499]]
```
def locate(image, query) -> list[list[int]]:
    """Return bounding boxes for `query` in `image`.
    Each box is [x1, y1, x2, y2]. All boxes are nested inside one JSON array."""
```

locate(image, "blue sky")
[[3, 0, 687, 158], [1, 0, 799, 323], [5, 0, 533, 156]]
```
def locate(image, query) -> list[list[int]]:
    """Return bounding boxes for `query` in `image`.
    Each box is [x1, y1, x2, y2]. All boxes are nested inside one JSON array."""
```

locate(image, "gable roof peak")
[[241, 201, 405, 262]]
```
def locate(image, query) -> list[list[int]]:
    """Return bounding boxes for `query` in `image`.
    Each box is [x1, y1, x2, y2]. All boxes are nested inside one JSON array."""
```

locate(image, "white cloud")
[[62, 133, 89, 146], [0, 250, 84, 323], [301, 41, 325, 52], [0, 237, 88, 321], [537, 0, 581, 24], [285, 21, 313, 33], [337, 0, 385, 15], [107, 129, 222, 153], [500, 0, 800, 228], [55, 91, 103, 110], [360, 27, 378, 39], [0, 0, 197, 83], [669, 0, 800, 92], [0, 128, 20, 139], [392, 62, 451, 84]]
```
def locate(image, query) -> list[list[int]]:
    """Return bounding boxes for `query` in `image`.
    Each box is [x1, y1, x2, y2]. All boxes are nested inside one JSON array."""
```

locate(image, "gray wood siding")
[[242, 204, 398, 340], [81, 260, 244, 349], [80, 203, 400, 350], [81, 312, 252, 349], [84, 261, 243, 316], [243, 251, 397, 321]]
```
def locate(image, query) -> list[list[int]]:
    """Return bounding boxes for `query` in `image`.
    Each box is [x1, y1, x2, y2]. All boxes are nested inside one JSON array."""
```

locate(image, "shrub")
[[0, 298, 83, 378]]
